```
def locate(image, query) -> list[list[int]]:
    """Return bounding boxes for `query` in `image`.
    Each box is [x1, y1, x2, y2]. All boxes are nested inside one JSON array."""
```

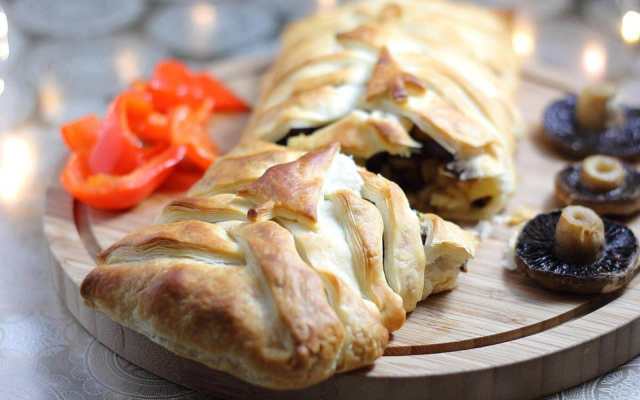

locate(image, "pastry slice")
[[242, 0, 522, 221], [81, 141, 476, 389]]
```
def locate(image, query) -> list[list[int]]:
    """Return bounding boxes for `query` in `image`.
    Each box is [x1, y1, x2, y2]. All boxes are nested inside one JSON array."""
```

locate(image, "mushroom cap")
[[516, 210, 639, 294], [543, 95, 640, 160], [555, 162, 640, 216]]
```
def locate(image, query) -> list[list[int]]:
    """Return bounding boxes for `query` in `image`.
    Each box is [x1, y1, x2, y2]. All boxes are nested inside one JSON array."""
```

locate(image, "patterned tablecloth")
[[1, 1, 639, 399]]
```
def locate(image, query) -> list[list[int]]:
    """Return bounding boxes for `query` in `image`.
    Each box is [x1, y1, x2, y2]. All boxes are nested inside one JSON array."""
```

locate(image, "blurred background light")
[[316, 0, 338, 12], [191, 2, 217, 29], [620, 10, 640, 44], [512, 18, 536, 57], [582, 40, 607, 81], [114, 47, 141, 84], [0, 134, 34, 204], [39, 76, 63, 121]]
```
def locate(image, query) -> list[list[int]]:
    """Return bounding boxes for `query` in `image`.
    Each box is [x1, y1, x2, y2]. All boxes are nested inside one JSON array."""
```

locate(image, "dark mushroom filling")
[[276, 127, 323, 146], [280, 125, 498, 217], [471, 196, 493, 209], [364, 133, 455, 191], [365, 130, 499, 214], [556, 162, 640, 215], [516, 210, 638, 290], [543, 95, 640, 159]]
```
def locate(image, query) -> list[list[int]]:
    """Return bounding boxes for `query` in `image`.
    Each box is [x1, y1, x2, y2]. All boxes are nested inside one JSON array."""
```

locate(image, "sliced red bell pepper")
[[61, 115, 100, 155], [161, 168, 203, 192], [88, 93, 146, 175], [192, 72, 250, 112], [58, 59, 245, 210], [123, 86, 172, 143], [169, 99, 218, 170], [148, 60, 249, 113], [61, 145, 186, 210], [130, 112, 171, 144]]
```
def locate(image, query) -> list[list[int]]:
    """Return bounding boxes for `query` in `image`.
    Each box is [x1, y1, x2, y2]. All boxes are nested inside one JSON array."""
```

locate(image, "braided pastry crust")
[[81, 141, 476, 389], [243, 0, 522, 221]]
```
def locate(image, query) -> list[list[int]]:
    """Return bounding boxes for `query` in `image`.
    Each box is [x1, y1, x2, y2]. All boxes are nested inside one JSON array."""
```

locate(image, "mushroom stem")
[[580, 155, 626, 192], [576, 83, 616, 132], [554, 206, 605, 264]]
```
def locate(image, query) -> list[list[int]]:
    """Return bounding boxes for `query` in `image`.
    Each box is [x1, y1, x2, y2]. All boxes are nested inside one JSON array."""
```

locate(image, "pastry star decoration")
[[366, 47, 426, 103], [240, 143, 339, 227]]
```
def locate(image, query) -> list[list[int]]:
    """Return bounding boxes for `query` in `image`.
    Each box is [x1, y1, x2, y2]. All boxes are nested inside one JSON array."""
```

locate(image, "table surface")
[[1, 1, 639, 399]]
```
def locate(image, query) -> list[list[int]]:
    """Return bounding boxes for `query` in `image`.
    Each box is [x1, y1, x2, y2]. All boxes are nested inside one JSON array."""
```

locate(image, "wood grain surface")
[[44, 54, 640, 400]]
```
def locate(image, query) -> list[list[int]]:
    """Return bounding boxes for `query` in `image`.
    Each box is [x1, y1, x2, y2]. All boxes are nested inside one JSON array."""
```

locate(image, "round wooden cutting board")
[[44, 54, 640, 400]]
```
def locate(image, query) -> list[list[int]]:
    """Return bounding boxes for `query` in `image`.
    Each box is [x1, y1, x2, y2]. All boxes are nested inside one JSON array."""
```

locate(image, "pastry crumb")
[[493, 206, 537, 227], [501, 228, 520, 271], [469, 206, 536, 270], [495, 207, 535, 271], [474, 220, 494, 240], [506, 206, 537, 226]]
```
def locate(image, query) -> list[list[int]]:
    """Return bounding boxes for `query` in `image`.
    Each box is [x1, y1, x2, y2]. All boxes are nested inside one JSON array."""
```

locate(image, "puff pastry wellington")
[[243, 0, 523, 221], [81, 141, 476, 389]]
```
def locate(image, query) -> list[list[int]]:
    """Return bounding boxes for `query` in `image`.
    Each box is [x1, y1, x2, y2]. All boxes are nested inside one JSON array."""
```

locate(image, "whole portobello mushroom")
[[516, 206, 639, 294]]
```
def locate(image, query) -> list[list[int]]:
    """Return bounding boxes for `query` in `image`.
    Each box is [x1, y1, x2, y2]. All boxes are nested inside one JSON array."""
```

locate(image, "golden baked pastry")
[[81, 141, 476, 389], [243, 0, 522, 221]]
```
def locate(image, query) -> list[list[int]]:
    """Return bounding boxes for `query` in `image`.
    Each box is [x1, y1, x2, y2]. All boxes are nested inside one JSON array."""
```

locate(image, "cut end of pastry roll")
[[420, 213, 478, 299]]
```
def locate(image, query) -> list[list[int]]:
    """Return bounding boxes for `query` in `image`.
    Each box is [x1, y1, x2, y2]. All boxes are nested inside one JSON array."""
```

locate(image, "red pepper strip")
[[140, 142, 169, 159], [61, 115, 100, 155], [89, 92, 146, 175], [192, 72, 250, 112], [123, 85, 172, 144], [147, 60, 198, 112], [130, 112, 171, 144], [161, 156, 205, 191], [148, 60, 249, 113], [61, 145, 186, 210], [160, 169, 203, 192], [170, 100, 218, 170]]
